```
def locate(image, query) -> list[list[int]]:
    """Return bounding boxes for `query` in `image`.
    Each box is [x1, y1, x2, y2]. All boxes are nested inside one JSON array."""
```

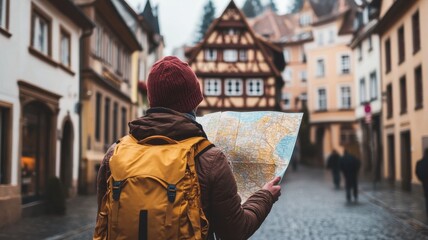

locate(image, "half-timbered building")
[[185, 1, 285, 115]]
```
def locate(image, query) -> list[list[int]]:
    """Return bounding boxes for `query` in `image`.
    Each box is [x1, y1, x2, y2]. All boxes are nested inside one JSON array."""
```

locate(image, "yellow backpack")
[[93, 135, 213, 240]]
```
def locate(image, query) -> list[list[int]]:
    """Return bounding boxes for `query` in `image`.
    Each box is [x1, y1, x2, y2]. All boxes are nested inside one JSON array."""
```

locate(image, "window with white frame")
[[204, 78, 221, 96], [246, 78, 263, 96], [299, 13, 312, 26], [370, 71, 378, 100], [359, 78, 366, 104], [340, 86, 352, 109], [225, 78, 242, 96], [300, 70, 307, 83], [283, 49, 290, 63], [204, 49, 217, 61], [317, 32, 324, 46], [60, 29, 71, 67], [226, 28, 239, 35], [31, 10, 50, 55], [224, 49, 238, 62], [0, 0, 8, 30], [316, 59, 325, 77], [283, 68, 292, 84], [282, 93, 291, 110], [328, 30, 334, 43], [317, 88, 327, 110], [340, 55, 351, 74], [239, 49, 247, 61]]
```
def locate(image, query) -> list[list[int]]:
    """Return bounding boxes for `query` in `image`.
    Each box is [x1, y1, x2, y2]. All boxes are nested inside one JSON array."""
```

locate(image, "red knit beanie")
[[147, 56, 203, 113]]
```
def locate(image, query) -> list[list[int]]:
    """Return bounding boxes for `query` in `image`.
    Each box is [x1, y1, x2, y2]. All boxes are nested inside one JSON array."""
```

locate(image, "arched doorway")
[[60, 119, 74, 197], [21, 101, 52, 204]]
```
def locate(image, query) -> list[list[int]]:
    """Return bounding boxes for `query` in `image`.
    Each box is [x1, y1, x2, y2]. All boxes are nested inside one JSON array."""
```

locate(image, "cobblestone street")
[[1, 166, 427, 239], [251, 167, 428, 240]]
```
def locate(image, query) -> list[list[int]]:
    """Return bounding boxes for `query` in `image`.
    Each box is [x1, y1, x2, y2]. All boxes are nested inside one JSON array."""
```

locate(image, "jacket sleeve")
[[207, 150, 275, 240]]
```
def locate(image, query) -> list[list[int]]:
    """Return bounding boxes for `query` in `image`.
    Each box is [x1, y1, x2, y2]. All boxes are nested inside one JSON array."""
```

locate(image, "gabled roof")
[[80, 0, 142, 51], [47, 0, 94, 31], [186, 0, 283, 77], [375, 0, 417, 35], [140, 0, 160, 34], [248, 8, 293, 42]]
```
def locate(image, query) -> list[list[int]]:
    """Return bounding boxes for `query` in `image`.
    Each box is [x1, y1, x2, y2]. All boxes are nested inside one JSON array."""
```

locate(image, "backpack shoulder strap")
[[195, 139, 214, 159]]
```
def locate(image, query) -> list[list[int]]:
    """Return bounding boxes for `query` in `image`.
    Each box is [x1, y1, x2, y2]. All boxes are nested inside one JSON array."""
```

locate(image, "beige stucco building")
[[304, 0, 359, 164], [378, 0, 427, 190]]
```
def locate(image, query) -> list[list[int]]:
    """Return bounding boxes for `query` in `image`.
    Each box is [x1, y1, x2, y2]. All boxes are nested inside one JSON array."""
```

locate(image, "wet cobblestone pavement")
[[250, 167, 428, 240], [1, 166, 427, 239]]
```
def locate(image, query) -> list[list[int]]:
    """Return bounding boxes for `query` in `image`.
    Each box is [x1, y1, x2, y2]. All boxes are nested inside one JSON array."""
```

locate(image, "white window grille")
[[204, 79, 221, 96], [32, 12, 49, 55], [300, 71, 307, 83], [239, 49, 247, 61], [60, 31, 70, 67], [224, 49, 238, 62], [318, 88, 327, 110], [316, 59, 325, 77], [246, 78, 264, 96], [204, 49, 217, 61], [340, 55, 351, 74], [225, 78, 243, 96], [370, 71, 378, 100], [359, 78, 366, 104], [340, 86, 352, 109]]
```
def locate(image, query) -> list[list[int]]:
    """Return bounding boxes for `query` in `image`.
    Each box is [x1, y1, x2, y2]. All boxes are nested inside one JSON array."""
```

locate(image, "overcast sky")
[[127, 0, 292, 55]]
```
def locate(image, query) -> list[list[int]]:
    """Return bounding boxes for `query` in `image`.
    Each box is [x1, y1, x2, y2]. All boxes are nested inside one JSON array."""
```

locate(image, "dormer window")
[[226, 28, 239, 35], [299, 13, 312, 26], [224, 49, 238, 62], [204, 49, 217, 61]]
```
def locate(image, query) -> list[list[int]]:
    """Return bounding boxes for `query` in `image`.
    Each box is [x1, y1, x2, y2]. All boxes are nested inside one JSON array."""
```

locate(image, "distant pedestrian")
[[340, 149, 361, 202], [416, 148, 428, 217], [327, 150, 341, 189]]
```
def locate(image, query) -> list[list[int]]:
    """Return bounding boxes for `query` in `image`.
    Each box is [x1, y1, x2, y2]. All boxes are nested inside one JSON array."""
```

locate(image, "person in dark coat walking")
[[327, 150, 341, 189], [340, 149, 361, 202], [416, 148, 428, 217]]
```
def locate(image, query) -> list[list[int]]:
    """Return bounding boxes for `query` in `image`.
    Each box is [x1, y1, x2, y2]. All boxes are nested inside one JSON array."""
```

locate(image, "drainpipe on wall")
[[77, 28, 93, 195]]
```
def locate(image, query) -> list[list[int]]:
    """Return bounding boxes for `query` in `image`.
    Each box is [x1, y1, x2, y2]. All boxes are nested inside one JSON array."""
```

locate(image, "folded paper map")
[[197, 111, 303, 201]]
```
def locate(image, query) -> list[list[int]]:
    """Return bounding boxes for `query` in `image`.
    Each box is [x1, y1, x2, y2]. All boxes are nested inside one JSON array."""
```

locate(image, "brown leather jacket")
[[97, 108, 275, 240]]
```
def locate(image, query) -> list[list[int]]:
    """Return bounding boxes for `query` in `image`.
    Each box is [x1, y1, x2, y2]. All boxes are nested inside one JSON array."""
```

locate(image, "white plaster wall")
[[353, 33, 382, 119], [0, 0, 83, 187]]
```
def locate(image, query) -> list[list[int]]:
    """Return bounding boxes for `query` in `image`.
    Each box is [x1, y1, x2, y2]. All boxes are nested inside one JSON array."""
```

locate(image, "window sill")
[[315, 109, 327, 113], [59, 64, 75, 76], [413, 48, 420, 55], [400, 110, 407, 116], [0, 27, 12, 38], [415, 105, 423, 111], [398, 59, 405, 65], [28, 46, 57, 68]]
